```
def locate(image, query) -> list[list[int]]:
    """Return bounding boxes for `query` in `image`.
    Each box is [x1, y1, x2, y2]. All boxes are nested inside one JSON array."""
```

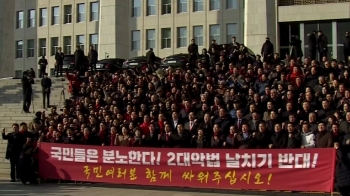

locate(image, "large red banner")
[[38, 143, 335, 192]]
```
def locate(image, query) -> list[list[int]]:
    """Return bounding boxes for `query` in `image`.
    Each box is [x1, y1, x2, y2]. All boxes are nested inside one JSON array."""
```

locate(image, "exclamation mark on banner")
[[156, 152, 161, 165], [267, 174, 272, 185], [311, 153, 319, 168]]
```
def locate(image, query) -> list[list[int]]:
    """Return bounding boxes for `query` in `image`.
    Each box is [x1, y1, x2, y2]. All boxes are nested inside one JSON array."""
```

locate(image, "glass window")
[[177, 27, 187, 48], [90, 2, 99, 21], [210, 24, 220, 43], [39, 8, 47, 26], [16, 11, 24, 29], [132, 0, 141, 17], [28, 10, 35, 28], [51, 7, 60, 25], [90, 34, 98, 52], [193, 0, 203, 11], [193, 25, 203, 46], [209, 0, 220, 10], [227, 0, 237, 9], [63, 36, 71, 54], [161, 28, 171, 49], [337, 46, 344, 61], [178, 0, 187, 13], [290, 23, 300, 38], [38, 38, 46, 57], [319, 22, 332, 45], [146, 29, 156, 49], [226, 23, 238, 43], [77, 3, 85, 22], [27, 40, 35, 58], [16, 40, 23, 58], [147, 0, 156, 15], [131, 30, 141, 51], [279, 23, 290, 47], [77, 35, 85, 51], [51, 37, 59, 56], [64, 5, 72, 24], [162, 0, 171, 14], [337, 21, 350, 44]]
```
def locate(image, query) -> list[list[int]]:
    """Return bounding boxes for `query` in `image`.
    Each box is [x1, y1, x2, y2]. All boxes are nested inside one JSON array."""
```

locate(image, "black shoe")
[[10, 179, 16, 182], [25, 111, 31, 113]]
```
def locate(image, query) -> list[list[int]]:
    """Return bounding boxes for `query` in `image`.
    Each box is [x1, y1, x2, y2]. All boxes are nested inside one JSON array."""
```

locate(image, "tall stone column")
[[244, 0, 278, 56], [98, 0, 129, 59], [0, 0, 15, 78]]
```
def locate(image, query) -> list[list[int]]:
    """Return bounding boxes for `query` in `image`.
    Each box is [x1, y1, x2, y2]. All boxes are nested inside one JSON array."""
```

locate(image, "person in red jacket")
[[66, 70, 81, 96], [287, 66, 303, 85]]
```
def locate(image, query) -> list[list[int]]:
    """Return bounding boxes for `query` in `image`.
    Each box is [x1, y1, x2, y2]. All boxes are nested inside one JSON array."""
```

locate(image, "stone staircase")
[[0, 77, 69, 176]]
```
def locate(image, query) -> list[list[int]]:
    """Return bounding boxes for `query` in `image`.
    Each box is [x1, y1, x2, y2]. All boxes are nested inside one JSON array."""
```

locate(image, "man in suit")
[[74, 46, 85, 75], [229, 36, 240, 61], [38, 56, 48, 78], [184, 112, 198, 136], [188, 39, 199, 65], [261, 37, 274, 62], [41, 73, 52, 109], [308, 31, 317, 60], [146, 48, 156, 73], [142, 125, 159, 147], [172, 124, 190, 148], [54, 47, 64, 77], [170, 112, 182, 130], [317, 31, 328, 62], [88, 45, 98, 74], [248, 111, 260, 132], [21, 71, 34, 113], [235, 109, 248, 132], [2, 124, 24, 182]]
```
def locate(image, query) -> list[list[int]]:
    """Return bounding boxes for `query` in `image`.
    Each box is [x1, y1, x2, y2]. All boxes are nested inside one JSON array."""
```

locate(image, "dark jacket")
[[2, 132, 25, 160], [88, 49, 98, 64], [315, 131, 333, 148], [188, 44, 199, 56], [21, 77, 34, 95], [146, 50, 156, 64], [291, 38, 303, 58], [41, 77, 52, 94], [335, 148, 350, 187], [344, 36, 350, 51], [235, 133, 254, 149], [270, 131, 288, 148], [74, 49, 85, 66], [191, 136, 209, 148], [317, 35, 328, 53], [55, 52, 64, 64], [261, 41, 274, 56], [38, 58, 48, 67], [308, 34, 317, 51], [142, 133, 159, 147], [253, 131, 271, 149]]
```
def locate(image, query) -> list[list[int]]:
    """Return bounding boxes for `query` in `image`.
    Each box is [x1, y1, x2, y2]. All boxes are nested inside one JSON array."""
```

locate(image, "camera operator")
[[21, 71, 34, 113], [41, 73, 52, 109]]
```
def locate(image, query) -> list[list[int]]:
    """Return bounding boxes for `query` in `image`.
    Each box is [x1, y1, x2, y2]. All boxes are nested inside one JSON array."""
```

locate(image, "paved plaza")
[[0, 179, 334, 196]]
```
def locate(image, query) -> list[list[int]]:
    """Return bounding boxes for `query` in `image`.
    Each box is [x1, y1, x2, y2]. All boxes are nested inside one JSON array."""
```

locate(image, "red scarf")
[[158, 121, 164, 134], [229, 134, 234, 138], [99, 130, 106, 142], [84, 135, 89, 140], [110, 134, 116, 146]]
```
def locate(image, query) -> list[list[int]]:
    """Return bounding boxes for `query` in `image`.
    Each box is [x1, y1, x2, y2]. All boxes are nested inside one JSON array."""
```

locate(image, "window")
[[51, 37, 59, 56], [178, 0, 187, 13], [162, 0, 171, 15], [39, 8, 47, 26], [132, 0, 141, 17], [146, 29, 156, 49], [90, 2, 99, 21], [15, 41, 23, 58], [131, 30, 141, 51], [226, 23, 238, 43], [63, 36, 71, 54], [51, 7, 60, 25], [147, 0, 156, 15], [64, 5, 72, 24], [90, 34, 98, 52], [210, 24, 220, 43], [193, 0, 203, 11], [16, 11, 24, 29], [27, 10, 35, 28], [77, 3, 85, 22], [209, 0, 221, 10], [193, 26, 203, 46], [76, 35, 85, 51], [27, 40, 35, 58], [227, 0, 237, 9], [161, 28, 171, 49], [38, 38, 46, 57], [177, 27, 187, 48]]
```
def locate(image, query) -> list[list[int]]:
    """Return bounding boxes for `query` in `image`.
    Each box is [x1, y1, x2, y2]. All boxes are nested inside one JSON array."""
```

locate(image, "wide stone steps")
[[0, 78, 71, 176]]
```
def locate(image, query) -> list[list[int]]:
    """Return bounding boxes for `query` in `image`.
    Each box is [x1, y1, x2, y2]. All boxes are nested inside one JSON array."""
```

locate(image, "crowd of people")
[[3, 30, 350, 194]]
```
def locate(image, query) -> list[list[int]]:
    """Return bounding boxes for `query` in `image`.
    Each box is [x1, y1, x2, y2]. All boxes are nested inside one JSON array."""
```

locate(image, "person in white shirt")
[[300, 123, 315, 148]]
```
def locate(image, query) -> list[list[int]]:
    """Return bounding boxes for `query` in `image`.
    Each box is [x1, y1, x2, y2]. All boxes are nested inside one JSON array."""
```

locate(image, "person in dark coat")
[[188, 39, 199, 65], [317, 31, 328, 62], [18, 136, 38, 185], [37, 56, 48, 78], [315, 121, 333, 148], [253, 121, 271, 149], [146, 48, 156, 73], [290, 35, 303, 59], [334, 142, 350, 196], [41, 73, 52, 109], [2, 124, 24, 182], [21, 72, 34, 113], [54, 47, 64, 77], [261, 37, 274, 63], [88, 45, 98, 74], [344, 32, 350, 66], [269, 123, 288, 149], [74, 46, 85, 75], [308, 32, 317, 60]]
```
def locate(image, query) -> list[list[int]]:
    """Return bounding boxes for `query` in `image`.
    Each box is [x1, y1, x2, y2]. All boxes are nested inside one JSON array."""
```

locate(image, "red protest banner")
[[38, 143, 335, 192]]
